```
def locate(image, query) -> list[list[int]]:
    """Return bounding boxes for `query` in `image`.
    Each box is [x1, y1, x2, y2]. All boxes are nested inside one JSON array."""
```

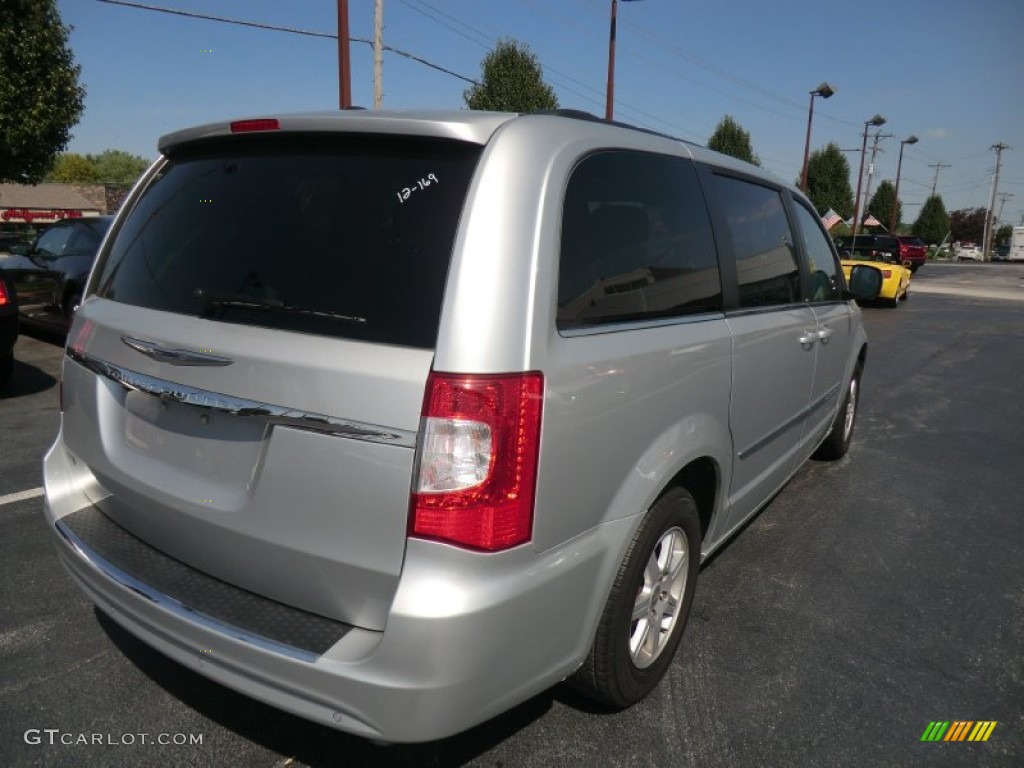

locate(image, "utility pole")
[[605, 0, 619, 120], [373, 0, 384, 108], [337, 0, 351, 108], [927, 162, 950, 197], [996, 192, 1014, 223], [861, 131, 891, 227], [982, 142, 1011, 260]]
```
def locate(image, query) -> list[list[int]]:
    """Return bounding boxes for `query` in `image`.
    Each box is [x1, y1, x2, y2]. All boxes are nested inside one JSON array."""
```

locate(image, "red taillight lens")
[[0, 280, 9, 306], [411, 371, 544, 552], [67, 317, 95, 358], [881, 269, 892, 278], [230, 118, 280, 133]]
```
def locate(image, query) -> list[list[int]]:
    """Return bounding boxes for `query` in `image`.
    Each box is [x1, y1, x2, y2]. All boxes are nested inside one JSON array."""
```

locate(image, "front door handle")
[[798, 330, 818, 347]]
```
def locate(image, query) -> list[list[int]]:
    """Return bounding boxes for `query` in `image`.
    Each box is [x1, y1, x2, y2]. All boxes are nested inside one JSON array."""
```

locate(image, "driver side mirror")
[[846, 264, 883, 301]]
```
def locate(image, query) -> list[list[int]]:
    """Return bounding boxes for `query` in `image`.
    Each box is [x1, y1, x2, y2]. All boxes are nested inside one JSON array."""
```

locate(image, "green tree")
[[0, 0, 85, 182], [89, 149, 150, 183], [805, 143, 853, 218], [868, 180, 899, 230], [994, 224, 1012, 245], [912, 195, 950, 245], [464, 39, 558, 112], [949, 207, 987, 244], [707, 115, 760, 166], [46, 153, 98, 183]]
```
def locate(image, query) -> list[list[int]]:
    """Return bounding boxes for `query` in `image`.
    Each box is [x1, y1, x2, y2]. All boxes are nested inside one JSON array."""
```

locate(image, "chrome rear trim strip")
[[68, 349, 417, 448], [121, 335, 235, 366]]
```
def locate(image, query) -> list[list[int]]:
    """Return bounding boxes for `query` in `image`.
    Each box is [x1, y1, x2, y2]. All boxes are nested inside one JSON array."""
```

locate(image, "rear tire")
[[570, 487, 701, 707], [813, 363, 862, 461]]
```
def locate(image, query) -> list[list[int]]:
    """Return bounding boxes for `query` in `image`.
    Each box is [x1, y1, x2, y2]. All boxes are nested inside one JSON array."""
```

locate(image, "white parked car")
[[955, 244, 983, 261]]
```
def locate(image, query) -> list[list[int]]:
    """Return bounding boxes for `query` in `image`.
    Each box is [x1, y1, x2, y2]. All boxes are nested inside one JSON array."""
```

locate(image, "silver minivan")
[[44, 110, 880, 742]]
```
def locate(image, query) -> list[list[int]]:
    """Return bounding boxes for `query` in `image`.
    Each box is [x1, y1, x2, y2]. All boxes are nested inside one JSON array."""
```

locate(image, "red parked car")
[[894, 235, 927, 272]]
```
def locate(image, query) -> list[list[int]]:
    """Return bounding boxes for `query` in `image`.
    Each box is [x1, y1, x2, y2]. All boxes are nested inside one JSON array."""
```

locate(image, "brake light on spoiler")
[[230, 118, 280, 133]]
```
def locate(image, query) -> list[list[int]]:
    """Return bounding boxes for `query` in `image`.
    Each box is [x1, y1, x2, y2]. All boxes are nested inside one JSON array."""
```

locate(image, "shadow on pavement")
[[0, 356, 58, 399]]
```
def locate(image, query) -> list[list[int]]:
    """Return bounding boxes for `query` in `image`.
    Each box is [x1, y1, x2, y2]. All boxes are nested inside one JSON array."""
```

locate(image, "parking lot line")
[[0, 487, 44, 507]]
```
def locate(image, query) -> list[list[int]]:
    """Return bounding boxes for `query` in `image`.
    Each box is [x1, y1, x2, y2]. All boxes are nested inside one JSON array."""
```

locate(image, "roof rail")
[[527, 108, 696, 148]]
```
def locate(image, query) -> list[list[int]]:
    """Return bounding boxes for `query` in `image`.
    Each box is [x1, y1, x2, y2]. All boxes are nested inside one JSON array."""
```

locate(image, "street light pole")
[[800, 82, 835, 192], [852, 114, 886, 236], [889, 135, 918, 232]]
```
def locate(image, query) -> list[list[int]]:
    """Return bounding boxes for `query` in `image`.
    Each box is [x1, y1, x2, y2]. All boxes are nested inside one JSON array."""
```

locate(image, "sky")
[[56, 0, 1024, 224]]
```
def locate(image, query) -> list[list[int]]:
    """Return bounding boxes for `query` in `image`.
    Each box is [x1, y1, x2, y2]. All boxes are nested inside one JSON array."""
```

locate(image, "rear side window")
[[94, 136, 482, 348], [710, 175, 801, 308], [557, 150, 720, 330]]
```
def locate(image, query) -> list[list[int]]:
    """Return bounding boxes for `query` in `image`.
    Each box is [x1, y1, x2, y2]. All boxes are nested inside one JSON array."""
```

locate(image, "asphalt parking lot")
[[1, 263, 1022, 767]]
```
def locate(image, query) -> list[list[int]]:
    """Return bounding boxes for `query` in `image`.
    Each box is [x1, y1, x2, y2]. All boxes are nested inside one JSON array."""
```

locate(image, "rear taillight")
[[67, 318, 95, 358], [63, 318, 96, 412], [411, 371, 544, 552], [881, 269, 892, 278], [230, 118, 280, 133], [0, 279, 10, 306]]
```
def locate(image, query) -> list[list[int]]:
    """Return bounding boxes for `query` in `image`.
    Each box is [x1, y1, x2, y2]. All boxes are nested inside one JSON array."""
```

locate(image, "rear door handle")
[[817, 327, 834, 343]]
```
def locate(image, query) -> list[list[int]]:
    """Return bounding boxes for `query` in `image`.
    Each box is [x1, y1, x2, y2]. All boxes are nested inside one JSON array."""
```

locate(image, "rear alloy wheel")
[[813, 363, 862, 460], [571, 487, 701, 707]]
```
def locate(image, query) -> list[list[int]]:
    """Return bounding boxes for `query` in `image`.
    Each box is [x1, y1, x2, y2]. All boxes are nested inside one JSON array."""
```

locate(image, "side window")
[[34, 224, 75, 258], [792, 203, 841, 302], [711, 175, 800, 308], [557, 150, 720, 330]]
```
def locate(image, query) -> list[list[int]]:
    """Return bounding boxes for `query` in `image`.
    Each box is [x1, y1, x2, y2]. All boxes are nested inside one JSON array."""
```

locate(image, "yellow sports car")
[[835, 237, 912, 307]]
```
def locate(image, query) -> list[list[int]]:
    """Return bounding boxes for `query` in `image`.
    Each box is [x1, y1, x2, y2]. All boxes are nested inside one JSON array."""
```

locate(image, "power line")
[[95, 0, 479, 85]]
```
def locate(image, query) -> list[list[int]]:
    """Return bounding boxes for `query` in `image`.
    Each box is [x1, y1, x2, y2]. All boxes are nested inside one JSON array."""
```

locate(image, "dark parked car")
[[0, 271, 17, 388], [0, 216, 113, 332], [834, 234, 902, 263], [894, 235, 927, 272]]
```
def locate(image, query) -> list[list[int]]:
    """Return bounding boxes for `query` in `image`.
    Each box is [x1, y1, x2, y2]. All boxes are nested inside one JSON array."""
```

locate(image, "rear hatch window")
[[93, 135, 482, 348]]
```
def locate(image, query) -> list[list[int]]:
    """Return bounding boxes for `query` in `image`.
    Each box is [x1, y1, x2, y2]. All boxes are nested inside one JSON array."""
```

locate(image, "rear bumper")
[[44, 431, 632, 743]]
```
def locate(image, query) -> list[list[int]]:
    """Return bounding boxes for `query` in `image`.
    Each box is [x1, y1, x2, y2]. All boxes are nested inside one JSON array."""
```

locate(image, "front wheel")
[[813, 363, 862, 461], [570, 487, 701, 707]]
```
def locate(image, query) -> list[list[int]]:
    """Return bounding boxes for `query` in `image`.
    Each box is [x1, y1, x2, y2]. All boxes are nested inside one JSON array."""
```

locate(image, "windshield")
[[93, 135, 482, 348]]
